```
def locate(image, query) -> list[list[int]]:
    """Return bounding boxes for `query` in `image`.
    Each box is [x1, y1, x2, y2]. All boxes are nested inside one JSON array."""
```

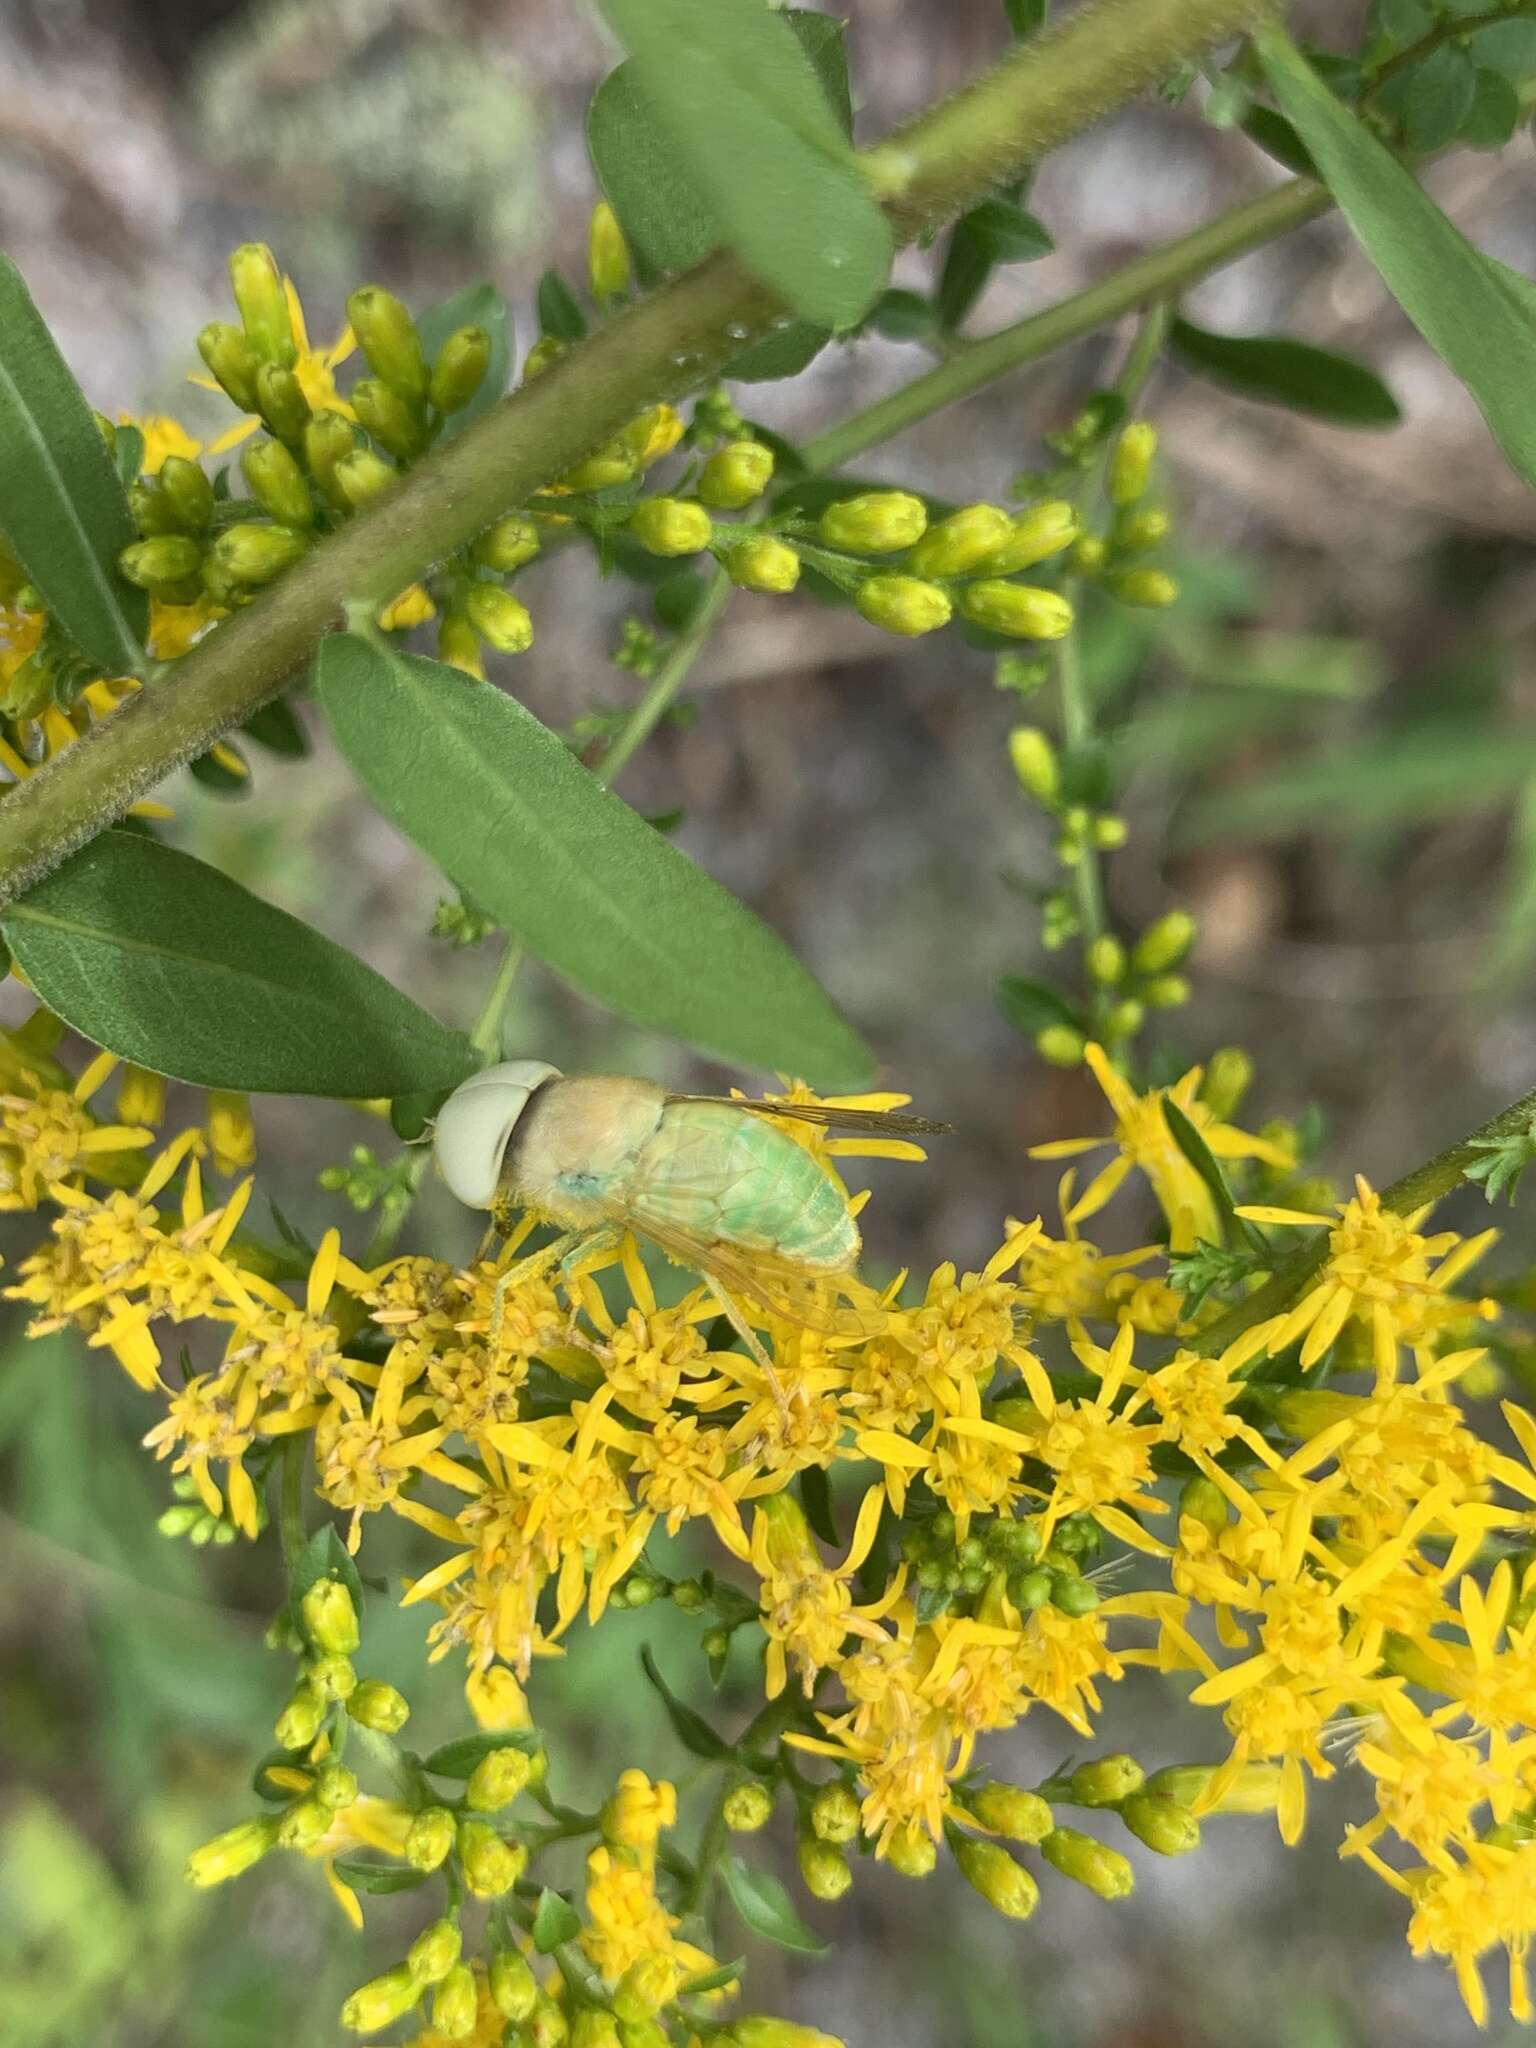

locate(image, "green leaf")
[[0, 253, 146, 673], [420, 1729, 541, 1779], [719, 1853, 830, 1955], [936, 198, 1053, 333], [317, 637, 872, 1085], [1163, 1099, 1267, 1256], [596, 0, 890, 328], [532, 1888, 583, 1954], [1460, 68, 1521, 151], [1241, 105, 1318, 178], [788, 9, 854, 135], [286, 1524, 364, 1628], [241, 693, 309, 758], [1004, 0, 1048, 34], [798, 1463, 839, 1547], [725, 319, 831, 383], [1468, 19, 1536, 82], [415, 281, 512, 442], [996, 976, 1082, 1039], [1373, 41, 1477, 151], [639, 1645, 730, 1758], [865, 288, 935, 342], [1464, 1123, 1536, 1206], [0, 829, 477, 1096], [536, 269, 588, 343], [1256, 27, 1536, 493], [678, 1961, 745, 1997], [1167, 317, 1401, 427], [330, 1858, 430, 1895], [188, 745, 249, 797], [112, 423, 144, 488]]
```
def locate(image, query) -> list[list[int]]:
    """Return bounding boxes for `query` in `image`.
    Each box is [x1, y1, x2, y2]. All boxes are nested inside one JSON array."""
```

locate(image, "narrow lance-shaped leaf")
[[640, 1645, 730, 1759], [719, 1853, 831, 1956], [0, 830, 477, 1097], [1168, 317, 1401, 428], [1256, 26, 1536, 493], [316, 636, 873, 1087], [0, 252, 146, 672]]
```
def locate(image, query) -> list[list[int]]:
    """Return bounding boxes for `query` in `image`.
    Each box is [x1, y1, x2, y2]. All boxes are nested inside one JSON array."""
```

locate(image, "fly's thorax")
[[502, 1074, 668, 1226]]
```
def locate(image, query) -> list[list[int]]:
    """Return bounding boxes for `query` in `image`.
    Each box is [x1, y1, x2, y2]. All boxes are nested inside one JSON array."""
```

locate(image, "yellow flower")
[[192, 274, 355, 449], [120, 413, 203, 473], [750, 1486, 902, 1698], [0, 1050, 154, 1210]]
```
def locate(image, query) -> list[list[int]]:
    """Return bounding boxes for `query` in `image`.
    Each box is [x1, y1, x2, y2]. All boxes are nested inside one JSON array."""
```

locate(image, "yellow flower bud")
[[618, 2020, 671, 2048], [352, 377, 427, 462], [628, 497, 713, 557], [572, 2014, 621, 2048], [726, 536, 800, 594], [1198, 1046, 1252, 1121], [1068, 1754, 1145, 1807], [205, 1088, 255, 1174], [883, 1822, 937, 1878], [315, 1762, 358, 1811], [377, 582, 436, 631], [429, 325, 493, 414], [276, 1794, 331, 1850], [185, 1814, 280, 1888], [116, 1065, 167, 1127], [196, 321, 260, 411], [963, 1783, 1053, 1844], [465, 1742, 534, 1812], [529, 1994, 571, 2047], [980, 499, 1079, 574], [1085, 935, 1125, 986], [405, 1805, 458, 1871], [810, 1782, 861, 1845], [229, 243, 295, 366], [855, 574, 951, 637], [308, 1655, 357, 1704], [347, 1680, 410, 1733], [1007, 726, 1059, 805], [157, 455, 214, 532], [490, 1948, 539, 2021], [213, 522, 308, 587], [557, 442, 637, 491], [905, 502, 1013, 578], [1120, 1793, 1201, 1856], [457, 1819, 526, 1897], [347, 285, 429, 402], [254, 363, 311, 444], [733, 2023, 845, 2048], [1070, 535, 1108, 576], [1116, 505, 1170, 553], [959, 580, 1073, 640], [240, 439, 314, 529], [797, 1834, 851, 1901], [408, 1917, 463, 1985], [1107, 998, 1145, 1039], [723, 1780, 775, 1832], [1109, 421, 1157, 507], [698, 439, 776, 511], [1041, 1826, 1135, 1898], [334, 450, 398, 509], [522, 335, 566, 382], [1106, 568, 1178, 609], [613, 1955, 678, 2024], [467, 1664, 533, 1731], [473, 515, 542, 574], [588, 200, 632, 300], [301, 1576, 360, 1655], [341, 1964, 421, 2034], [1132, 909, 1195, 974], [1035, 1025, 1086, 1068], [600, 1769, 676, 1851], [1143, 973, 1189, 1008], [305, 411, 360, 508], [1144, 1761, 1281, 1816], [954, 1836, 1040, 1920], [275, 1683, 325, 1751], [1093, 814, 1128, 849], [119, 536, 203, 593], [818, 490, 928, 554], [438, 609, 485, 680], [464, 583, 534, 655]]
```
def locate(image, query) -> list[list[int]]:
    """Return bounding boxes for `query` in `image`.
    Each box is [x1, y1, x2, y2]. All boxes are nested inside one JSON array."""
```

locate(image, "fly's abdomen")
[[632, 1103, 857, 1269]]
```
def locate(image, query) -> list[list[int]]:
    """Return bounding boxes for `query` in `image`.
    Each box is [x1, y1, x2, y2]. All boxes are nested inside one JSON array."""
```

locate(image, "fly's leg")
[[703, 1273, 789, 1421], [557, 1226, 622, 1345], [490, 1228, 583, 1354]]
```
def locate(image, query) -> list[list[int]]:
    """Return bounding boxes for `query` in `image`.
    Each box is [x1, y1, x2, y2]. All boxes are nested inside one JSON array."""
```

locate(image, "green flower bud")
[[1041, 1825, 1135, 1898], [589, 200, 632, 300], [229, 243, 295, 366], [429, 324, 492, 414], [274, 1682, 325, 1750], [254, 363, 311, 445], [819, 490, 927, 554], [884, 1822, 937, 1878], [352, 376, 427, 461], [907, 502, 1016, 578], [522, 335, 566, 381], [463, 582, 534, 655], [810, 1781, 861, 1845], [732, 2021, 844, 2048], [980, 499, 1078, 573], [959, 580, 1073, 640], [855, 574, 951, 637], [1006, 725, 1059, 804], [456, 1819, 526, 1897], [157, 455, 214, 532], [472, 514, 542, 573], [1116, 505, 1170, 554], [1106, 568, 1178, 609], [1070, 535, 1108, 576], [1144, 1761, 1281, 1816], [698, 438, 775, 510], [1143, 974, 1189, 1009], [347, 1679, 410, 1733], [726, 535, 800, 593], [628, 497, 713, 557], [1093, 813, 1129, 849], [405, 1805, 458, 1871], [572, 2014, 621, 2048], [1085, 934, 1124, 985], [276, 1794, 331, 1850], [314, 1762, 358, 1811], [1034, 1026, 1085, 1070], [213, 522, 308, 586], [1199, 1046, 1253, 1121], [465, 1742, 534, 1811], [1069, 1754, 1145, 1807], [954, 1836, 1039, 1920], [438, 609, 483, 677], [334, 450, 398, 509], [557, 442, 639, 492], [1120, 1793, 1201, 1856], [185, 1813, 280, 1888], [618, 2022, 671, 2048], [798, 1834, 852, 1901], [304, 1657, 354, 1706], [1051, 1572, 1100, 1617], [529, 1993, 571, 2047], [118, 535, 203, 593], [723, 1780, 775, 1832], [1109, 421, 1157, 507], [490, 1948, 539, 2021], [1106, 998, 1144, 1039], [408, 1917, 463, 1985], [305, 410, 360, 507], [300, 1574, 360, 1654], [1131, 909, 1195, 974], [613, 1955, 678, 2024], [347, 285, 429, 401], [238, 439, 313, 530], [197, 321, 261, 411], [1179, 1475, 1229, 1534], [964, 1782, 1053, 1845], [429, 1963, 477, 2040], [341, 1963, 420, 2035], [129, 480, 183, 537]]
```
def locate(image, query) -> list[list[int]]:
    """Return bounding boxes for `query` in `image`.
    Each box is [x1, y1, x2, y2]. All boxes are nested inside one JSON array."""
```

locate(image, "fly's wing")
[[671, 1096, 952, 1137], [629, 1209, 889, 1340]]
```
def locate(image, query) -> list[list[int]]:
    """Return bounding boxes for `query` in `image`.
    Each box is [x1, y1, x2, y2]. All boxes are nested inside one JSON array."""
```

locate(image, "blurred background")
[[2, 0, 1535, 2042]]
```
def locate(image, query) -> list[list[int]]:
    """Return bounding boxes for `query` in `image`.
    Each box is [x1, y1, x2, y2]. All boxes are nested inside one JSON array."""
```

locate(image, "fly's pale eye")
[[432, 1059, 561, 1209]]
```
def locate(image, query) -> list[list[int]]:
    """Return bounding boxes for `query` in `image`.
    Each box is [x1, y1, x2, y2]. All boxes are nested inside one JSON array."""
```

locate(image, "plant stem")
[[468, 936, 527, 1064], [593, 567, 732, 786], [1195, 1084, 1536, 1355], [1369, 5, 1536, 88], [278, 1432, 307, 1572], [0, 0, 1281, 905]]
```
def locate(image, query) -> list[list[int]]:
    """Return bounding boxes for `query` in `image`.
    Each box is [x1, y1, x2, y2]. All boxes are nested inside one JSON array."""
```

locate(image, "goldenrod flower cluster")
[[5, 1001, 1536, 2035]]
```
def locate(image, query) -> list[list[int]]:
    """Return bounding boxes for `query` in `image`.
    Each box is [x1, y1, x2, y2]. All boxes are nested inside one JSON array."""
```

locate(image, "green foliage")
[[1167, 317, 1401, 426], [719, 1851, 831, 1954], [640, 1645, 731, 1758], [1464, 1121, 1536, 1204], [936, 195, 1054, 333]]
